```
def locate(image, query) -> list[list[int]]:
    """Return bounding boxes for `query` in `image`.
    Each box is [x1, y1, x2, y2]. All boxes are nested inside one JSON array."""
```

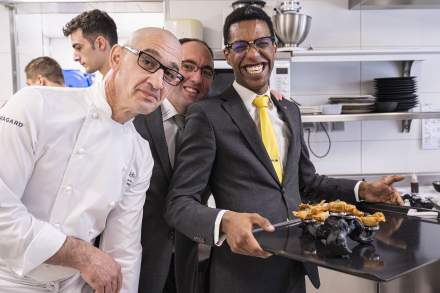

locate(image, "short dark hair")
[[63, 9, 118, 46], [223, 6, 275, 45], [179, 38, 214, 58], [25, 56, 64, 85]]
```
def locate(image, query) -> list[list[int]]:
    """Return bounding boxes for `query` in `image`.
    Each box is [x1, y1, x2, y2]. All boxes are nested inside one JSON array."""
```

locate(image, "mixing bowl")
[[272, 12, 311, 47]]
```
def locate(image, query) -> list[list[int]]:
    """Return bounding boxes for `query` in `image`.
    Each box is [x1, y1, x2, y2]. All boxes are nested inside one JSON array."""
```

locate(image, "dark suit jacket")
[[165, 86, 358, 293], [134, 109, 208, 293]]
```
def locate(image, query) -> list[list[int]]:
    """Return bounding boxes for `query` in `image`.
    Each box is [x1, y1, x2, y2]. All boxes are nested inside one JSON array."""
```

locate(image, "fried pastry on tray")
[[328, 200, 348, 212], [293, 200, 385, 226], [359, 212, 386, 227], [345, 204, 365, 217], [311, 211, 329, 222], [292, 210, 312, 220]]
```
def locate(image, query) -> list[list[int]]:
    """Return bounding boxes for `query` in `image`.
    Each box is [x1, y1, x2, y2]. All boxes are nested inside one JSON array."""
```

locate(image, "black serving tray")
[[253, 203, 440, 282]]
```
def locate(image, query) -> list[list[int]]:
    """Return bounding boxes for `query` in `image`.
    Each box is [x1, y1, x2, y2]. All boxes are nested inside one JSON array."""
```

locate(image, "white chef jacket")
[[0, 80, 153, 292]]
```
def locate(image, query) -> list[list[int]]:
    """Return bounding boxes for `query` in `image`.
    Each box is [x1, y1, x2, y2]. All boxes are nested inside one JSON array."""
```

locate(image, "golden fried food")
[[359, 212, 386, 227], [298, 203, 312, 210], [299, 200, 327, 211], [293, 210, 312, 220], [293, 200, 385, 226], [311, 211, 329, 222], [328, 200, 348, 212], [345, 204, 365, 217]]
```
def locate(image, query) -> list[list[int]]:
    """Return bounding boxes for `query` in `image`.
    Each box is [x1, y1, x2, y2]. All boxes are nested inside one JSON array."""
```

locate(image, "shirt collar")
[[232, 81, 271, 112], [91, 75, 113, 118], [161, 98, 179, 122]]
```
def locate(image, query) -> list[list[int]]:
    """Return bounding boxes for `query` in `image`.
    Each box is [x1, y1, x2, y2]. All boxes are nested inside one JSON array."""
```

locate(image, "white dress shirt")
[[214, 81, 361, 245], [0, 80, 153, 293], [161, 98, 180, 166]]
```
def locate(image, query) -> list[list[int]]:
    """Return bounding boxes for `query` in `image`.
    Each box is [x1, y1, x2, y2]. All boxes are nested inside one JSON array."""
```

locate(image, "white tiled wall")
[[0, 6, 12, 105], [1, 0, 439, 175], [168, 0, 440, 176]]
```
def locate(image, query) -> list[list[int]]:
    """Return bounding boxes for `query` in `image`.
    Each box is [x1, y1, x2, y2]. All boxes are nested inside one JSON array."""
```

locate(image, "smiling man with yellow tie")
[[165, 6, 404, 293]]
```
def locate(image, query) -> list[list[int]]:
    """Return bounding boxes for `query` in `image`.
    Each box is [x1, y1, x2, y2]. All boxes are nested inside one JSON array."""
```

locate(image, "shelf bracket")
[[401, 119, 413, 133], [402, 61, 414, 77]]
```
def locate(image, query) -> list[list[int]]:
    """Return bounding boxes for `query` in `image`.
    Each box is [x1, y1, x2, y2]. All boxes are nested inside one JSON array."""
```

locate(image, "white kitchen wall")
[[0, 5, 12, 106], [169, 0, 440, 176], [1, 0, 439, 175]]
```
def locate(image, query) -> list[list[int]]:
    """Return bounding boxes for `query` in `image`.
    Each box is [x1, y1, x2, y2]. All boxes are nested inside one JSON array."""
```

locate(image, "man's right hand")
[[46, 236, 122, 293], [220, 211, 274, 258], [78, 245, 123, 293]]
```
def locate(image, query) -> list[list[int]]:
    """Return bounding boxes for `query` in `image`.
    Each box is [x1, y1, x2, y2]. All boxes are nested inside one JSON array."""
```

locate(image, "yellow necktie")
[[252, 95, 283, 182]]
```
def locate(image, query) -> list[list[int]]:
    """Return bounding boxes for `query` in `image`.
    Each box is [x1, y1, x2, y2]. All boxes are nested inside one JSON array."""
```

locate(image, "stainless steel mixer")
[[272, 1, 312, 49]]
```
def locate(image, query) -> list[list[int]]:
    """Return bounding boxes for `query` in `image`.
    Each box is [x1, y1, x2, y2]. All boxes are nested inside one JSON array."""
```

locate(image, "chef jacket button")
[[65, 185, 73, 194], [109, 201, 116, 208], [169, 230, 175, 241], [76, 148, 85, 155], [91, 112, 99, 119]]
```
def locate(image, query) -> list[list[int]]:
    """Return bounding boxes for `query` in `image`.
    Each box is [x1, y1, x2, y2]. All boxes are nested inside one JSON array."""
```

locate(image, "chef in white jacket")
[[0, 27, 183, 293]]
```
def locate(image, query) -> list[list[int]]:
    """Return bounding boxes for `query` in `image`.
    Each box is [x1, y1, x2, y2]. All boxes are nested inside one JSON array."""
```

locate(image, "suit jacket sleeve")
[[165, 103, 221, 246], [294, 105, 358, 203]]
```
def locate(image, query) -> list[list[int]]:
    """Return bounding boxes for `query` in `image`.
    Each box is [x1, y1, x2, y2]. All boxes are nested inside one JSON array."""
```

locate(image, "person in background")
[[63, 9, 117, 77], [0, 27, 182, 293], [165, 6, 404, 293], [25, 56, 65, 87], [134, 38, 214, 293]]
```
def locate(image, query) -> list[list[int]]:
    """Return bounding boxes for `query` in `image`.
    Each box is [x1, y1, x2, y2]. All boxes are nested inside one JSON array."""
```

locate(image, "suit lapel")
[[145, 109, 172, 179], [272, 97, 297, 186], [221, 86, 281, 185]]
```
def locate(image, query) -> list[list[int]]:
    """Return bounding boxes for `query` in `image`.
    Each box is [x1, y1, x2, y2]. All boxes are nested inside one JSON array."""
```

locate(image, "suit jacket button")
[[169, 230, 175, 241]]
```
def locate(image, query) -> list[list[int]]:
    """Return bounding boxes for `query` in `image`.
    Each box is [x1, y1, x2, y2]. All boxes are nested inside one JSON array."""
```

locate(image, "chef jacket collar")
[[92, 70, 134, 125]]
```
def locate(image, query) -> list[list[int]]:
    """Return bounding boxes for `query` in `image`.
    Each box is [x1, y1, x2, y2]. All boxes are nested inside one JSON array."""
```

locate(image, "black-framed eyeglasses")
[[123, 45, 184, 86], [225, 36, 275, 54], [181, 61, 215, 80]]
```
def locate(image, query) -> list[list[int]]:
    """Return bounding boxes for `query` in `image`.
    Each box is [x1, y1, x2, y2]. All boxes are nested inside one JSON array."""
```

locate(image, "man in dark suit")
[[165, 6, 404, 293], [134, 38, 215, 293]]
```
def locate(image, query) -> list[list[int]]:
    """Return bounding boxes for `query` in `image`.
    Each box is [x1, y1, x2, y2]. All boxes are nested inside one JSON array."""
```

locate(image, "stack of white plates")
[[328, 95, 376, 114]]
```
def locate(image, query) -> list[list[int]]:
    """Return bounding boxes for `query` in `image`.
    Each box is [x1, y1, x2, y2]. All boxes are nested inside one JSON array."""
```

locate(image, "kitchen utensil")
[[433, 181, 440, 192], [280, 0, 301, 13], [375, 101, 398, 113], [231, 0, 266, 10], [272, 5, 311, 48], [165, 19, 203, 40], [252, 218, 302, 233]]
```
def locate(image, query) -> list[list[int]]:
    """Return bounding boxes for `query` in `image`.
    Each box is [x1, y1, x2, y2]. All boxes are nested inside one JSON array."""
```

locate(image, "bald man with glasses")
[[0, 27, 182, 293]]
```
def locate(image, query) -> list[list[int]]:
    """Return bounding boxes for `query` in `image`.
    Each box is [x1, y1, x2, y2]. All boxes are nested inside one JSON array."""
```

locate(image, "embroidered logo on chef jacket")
[[126, 170, 137, 186], [0, 115, 24, 127]]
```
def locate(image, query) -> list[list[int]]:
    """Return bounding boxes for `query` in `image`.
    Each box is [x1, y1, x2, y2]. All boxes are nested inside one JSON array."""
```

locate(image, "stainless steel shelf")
[[213, 48, 440, 62], [288, 48, 440, 63], [349, 0, 440, 10], [301, 111, 440, 123]]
